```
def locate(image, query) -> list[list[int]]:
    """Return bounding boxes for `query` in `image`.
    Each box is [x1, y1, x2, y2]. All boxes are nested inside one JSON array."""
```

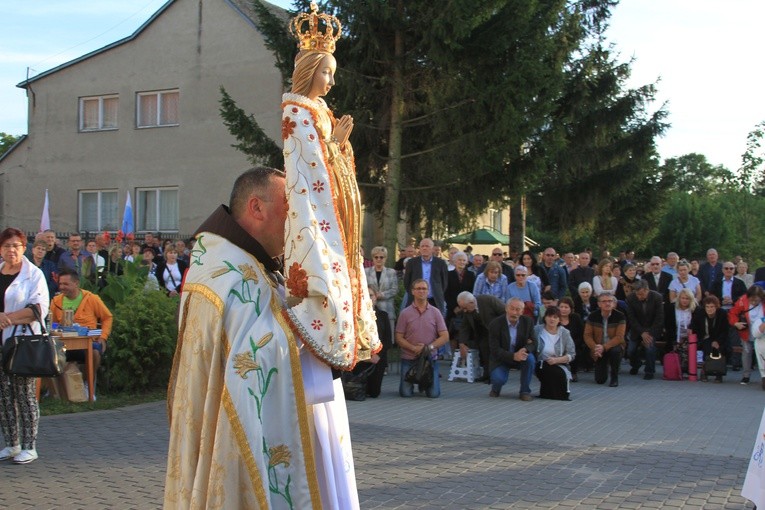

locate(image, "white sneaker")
[[0, 445, 21, 461], [12, 449, 38, 464]]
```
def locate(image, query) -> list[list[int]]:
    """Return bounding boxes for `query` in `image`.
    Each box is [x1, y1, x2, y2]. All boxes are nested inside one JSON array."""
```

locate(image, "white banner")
[[742, 407, 765, 507]]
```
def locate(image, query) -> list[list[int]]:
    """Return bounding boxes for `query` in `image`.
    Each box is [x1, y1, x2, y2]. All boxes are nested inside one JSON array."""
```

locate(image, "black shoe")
[[629, 367, 639, 375], [643, 373, 654, 380], [571, 373, 578, 382], [609, 379, 619, 387]]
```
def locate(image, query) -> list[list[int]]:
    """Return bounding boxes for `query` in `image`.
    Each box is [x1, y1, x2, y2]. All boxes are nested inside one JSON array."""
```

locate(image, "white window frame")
[[136, 186, 179, 232], [78, 94, 119, 132], [136, 89, 180, 128], [488, 208, 504, 233], [78, 189, 119, 232]]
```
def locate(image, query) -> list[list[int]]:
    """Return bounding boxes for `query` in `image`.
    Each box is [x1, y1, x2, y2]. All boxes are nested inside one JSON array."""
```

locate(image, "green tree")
[[222, 0, 627, 258], [526, 40, 669, 251], [740, 120, 765, 194], [661, 153, 736, 194], [0, 132, 20, 157]]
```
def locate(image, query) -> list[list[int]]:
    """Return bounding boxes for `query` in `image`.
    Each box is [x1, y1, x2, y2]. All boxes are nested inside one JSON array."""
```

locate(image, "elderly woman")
[[691, 295, 730, 383], [593, 259, 618, 297], [364, 246, 398, 345], [573, 282, 597, 321], [0, 228, 50, 464], [445, 251, 476, 345], [533, 306, 576, 400], [507, 265, 541, 318], [669, 260, 702, 304], [30, 238, 58, 298], [473, 261, 508, 301], [735, 261, 754, 288]]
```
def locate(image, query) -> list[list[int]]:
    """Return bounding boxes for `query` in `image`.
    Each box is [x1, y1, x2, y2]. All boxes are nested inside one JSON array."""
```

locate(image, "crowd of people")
[[0, 227, 190, 464], [365, 240, 765, 402]]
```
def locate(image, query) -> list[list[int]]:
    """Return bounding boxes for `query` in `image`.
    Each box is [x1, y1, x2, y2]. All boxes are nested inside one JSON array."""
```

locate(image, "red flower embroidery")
[[302, 119, 310, 126], [308, 134, 315, 141], [285, 262, 309, 298], [313, 180, 325, 193], [322, 298, 328, 309], [342, 301, 350, 312], [282, 117, 296, 140], [311, 319, 323, 330], [339, 333, 345, 341], [319, 220, 330, 232], [332, 261, 342, 273], [291, 107, 299, 114]]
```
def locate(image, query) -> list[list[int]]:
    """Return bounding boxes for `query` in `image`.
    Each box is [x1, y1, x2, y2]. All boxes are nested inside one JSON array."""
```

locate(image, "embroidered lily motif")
[[211, 260, 263, 315], [233, 352, 259, 379], [241, 333, 278, 421], [263, 439, 293, 509]]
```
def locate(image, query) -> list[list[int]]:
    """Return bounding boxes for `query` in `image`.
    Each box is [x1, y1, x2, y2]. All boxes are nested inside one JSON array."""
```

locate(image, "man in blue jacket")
[[541, 247, 568, 300]]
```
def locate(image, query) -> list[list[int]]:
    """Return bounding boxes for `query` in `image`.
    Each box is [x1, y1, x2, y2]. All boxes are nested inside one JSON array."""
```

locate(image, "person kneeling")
[[533, 306, 576, 400], [396, 279, 449, 398], [487, 298, 537, 401]]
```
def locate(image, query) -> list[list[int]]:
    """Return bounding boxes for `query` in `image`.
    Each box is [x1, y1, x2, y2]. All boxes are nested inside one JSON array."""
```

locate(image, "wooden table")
[[61, 336, 95, 402], [36, 336, 95, 402]]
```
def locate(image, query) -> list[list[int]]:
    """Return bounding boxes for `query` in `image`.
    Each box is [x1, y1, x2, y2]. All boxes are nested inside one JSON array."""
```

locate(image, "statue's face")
[[308, 54, 337, 100]]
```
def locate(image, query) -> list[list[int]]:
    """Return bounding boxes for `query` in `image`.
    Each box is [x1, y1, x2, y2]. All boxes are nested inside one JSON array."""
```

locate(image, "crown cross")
[[289, 2, 342, 54]]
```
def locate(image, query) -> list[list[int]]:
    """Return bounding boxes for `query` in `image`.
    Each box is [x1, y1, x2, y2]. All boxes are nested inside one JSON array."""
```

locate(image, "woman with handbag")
[[0, 228, 50, 464], [533, 306, 576, 400], [664, 288, 697, 374], [155, 247, 188, 297], [691, 295, 730, 383]]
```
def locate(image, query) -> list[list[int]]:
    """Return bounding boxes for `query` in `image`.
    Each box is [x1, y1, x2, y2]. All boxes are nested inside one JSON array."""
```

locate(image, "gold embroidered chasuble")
[[281, 93, 380, 370], [164, 232, 323, 509]]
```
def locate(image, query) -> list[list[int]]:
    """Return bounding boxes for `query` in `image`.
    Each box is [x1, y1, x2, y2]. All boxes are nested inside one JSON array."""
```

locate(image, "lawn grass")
[[39, 389, 166, 416]]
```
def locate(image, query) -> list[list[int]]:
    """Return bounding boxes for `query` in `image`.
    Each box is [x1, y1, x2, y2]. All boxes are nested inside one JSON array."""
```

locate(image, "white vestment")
[[165, 229, 358, 509]]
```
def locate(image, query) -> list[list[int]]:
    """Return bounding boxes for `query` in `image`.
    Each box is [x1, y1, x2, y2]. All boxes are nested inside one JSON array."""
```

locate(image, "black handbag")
[[1, 305, 66, 377], [404, 348, 434, 389], [704, 348, 727, 377], [341, 364, 376, 402]]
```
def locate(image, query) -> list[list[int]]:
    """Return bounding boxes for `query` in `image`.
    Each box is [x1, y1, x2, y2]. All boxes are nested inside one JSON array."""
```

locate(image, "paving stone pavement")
[[0, 361, 762, 509]]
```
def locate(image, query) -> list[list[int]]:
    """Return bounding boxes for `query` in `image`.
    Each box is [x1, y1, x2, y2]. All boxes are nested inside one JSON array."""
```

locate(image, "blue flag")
[[121, 192, 134, 234]]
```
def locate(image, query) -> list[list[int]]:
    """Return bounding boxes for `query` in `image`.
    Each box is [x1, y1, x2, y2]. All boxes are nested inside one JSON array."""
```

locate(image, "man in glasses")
[[396, 279, 449, 398], [584, 294, 626, 387], [713, 261, 748, 372], [644, 255, 673, 303], [490, 248, 514, 280], [541, 247, 568, 300]]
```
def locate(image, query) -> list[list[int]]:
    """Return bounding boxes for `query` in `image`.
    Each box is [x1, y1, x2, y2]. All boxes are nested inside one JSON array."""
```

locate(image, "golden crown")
[[289, 2, 342, 54]]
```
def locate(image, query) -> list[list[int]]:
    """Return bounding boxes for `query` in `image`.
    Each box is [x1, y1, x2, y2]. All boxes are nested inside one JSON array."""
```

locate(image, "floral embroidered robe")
[[165, 231, 327, 509], [281, 93, 380, 370]]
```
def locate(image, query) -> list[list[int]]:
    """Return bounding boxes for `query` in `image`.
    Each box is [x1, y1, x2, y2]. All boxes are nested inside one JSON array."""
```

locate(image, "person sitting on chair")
[[50, 268, 113, 376]]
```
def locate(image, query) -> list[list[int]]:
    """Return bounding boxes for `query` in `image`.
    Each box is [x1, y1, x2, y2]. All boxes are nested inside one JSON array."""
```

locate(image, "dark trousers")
[[628, 337, 657, 374], [594, 346, 623, 384]]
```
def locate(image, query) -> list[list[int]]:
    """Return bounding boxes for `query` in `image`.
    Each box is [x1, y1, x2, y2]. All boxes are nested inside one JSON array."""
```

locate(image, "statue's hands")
[[333, 115, 354, 146]]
